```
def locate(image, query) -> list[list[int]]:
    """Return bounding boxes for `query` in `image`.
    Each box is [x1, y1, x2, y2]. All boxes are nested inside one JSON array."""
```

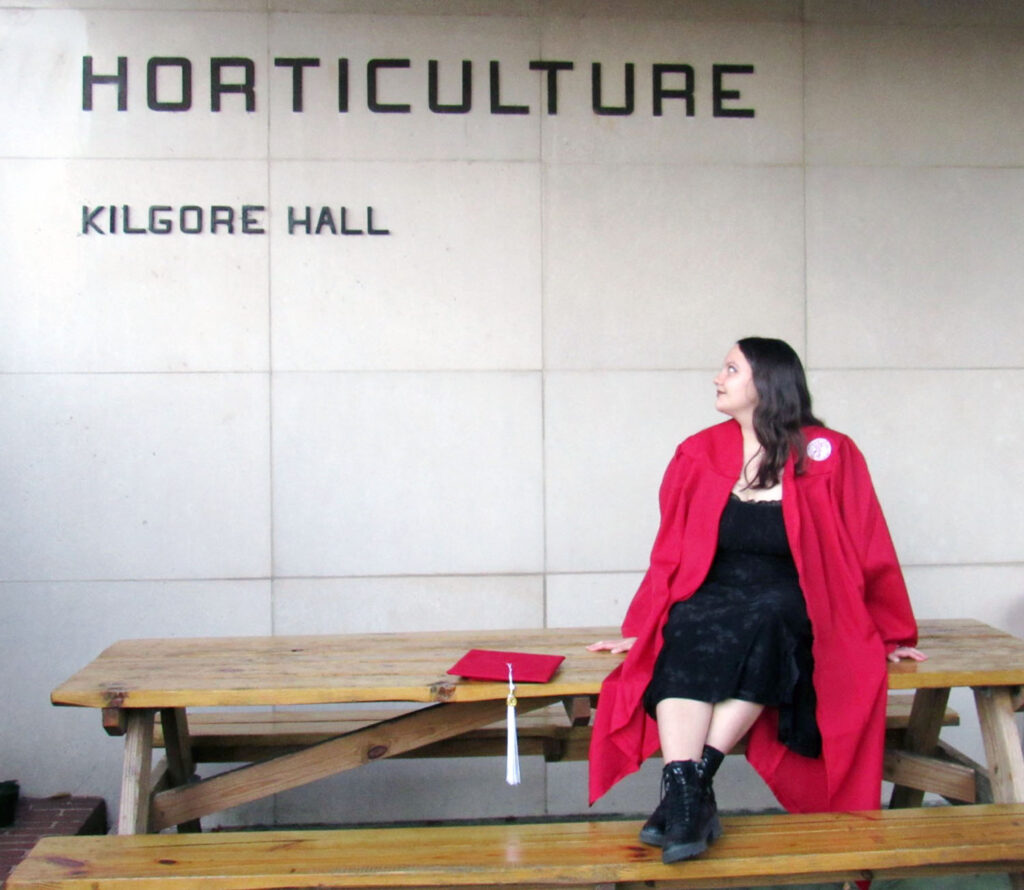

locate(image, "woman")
[[587, 337, 925, 865]]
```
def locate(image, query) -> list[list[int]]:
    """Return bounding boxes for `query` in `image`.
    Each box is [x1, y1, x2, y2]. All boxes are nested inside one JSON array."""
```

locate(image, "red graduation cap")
[[447, 649, 565, 683]]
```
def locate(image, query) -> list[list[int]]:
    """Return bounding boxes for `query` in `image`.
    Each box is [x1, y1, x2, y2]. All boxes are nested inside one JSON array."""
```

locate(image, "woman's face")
[[713, 344, 759, 421]]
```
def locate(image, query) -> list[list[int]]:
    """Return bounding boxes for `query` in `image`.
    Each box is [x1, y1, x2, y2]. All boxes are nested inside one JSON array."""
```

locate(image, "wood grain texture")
[[975, 686, 1024, 803], [51, 627, 614, 709], [149, 697, 559, 831], [153, 695, 958, 764], [115, 709, 154, 835], [9, 804, 1024, 890], [889, 687, 952, 807], [51, 619, 1024, 710]]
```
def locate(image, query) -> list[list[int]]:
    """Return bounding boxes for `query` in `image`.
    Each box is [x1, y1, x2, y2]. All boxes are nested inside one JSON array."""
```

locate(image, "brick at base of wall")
[[0, 795, 108, 884]]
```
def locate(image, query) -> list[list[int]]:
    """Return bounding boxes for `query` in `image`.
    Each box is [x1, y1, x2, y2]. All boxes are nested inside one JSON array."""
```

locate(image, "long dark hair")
[[737, 337, 824, 489]]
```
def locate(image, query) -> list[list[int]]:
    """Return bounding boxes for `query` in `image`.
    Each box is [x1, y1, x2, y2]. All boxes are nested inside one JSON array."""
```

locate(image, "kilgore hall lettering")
[[82, 56, 756, 118], [81, 205, 391, 236]]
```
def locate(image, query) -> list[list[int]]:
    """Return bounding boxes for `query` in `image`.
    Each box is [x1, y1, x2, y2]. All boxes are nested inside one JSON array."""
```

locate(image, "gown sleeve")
[[835, 437, 918, 653]]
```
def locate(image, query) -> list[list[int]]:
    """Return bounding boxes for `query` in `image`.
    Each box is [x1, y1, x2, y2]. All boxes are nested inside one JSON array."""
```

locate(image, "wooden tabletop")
[[51, 626, 611, 709], [887, 618, 1024, 690], [51, 618, 1024, 711]]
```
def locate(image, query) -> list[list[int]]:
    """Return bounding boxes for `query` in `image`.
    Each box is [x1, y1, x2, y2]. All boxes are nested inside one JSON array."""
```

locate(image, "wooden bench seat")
[[8, 803, 1024, 889], [158, 693, 957, 764]]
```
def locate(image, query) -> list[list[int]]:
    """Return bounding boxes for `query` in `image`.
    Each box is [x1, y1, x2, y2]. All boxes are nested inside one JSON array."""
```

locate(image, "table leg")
[[117, 708, 155, 834], [888, 687, 951, 808], [973, 686, 1024, 802], [159, 708, 202, 833], [974, 686, 1024, 890]]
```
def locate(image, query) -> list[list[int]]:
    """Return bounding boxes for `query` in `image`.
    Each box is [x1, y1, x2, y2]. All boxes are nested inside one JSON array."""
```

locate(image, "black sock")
[[702, 744, 725, 778]]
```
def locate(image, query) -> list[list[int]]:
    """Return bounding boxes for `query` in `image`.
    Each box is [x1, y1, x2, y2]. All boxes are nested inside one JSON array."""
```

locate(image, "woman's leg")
[[647, 697, 762, 860], [653, 699, 723, 863], [655, 698, 713, 761], [650, 697, 763, 860], [706, 698, 765, 754], [656, 697, 764, 761]]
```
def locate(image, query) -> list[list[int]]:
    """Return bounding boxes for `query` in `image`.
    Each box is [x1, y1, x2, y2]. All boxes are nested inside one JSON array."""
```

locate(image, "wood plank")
[[102, 707, 126, 736], [150, 756, 171, 796], [975, 686, 1024, 803], [51, 627, 617, 709], [974, 687, 1024, 890], [158, 708, 202, 833], [155, 705, 586, 763], [562, 695, 592, 726], [884, 691, 959, 727], [9, 804, 1024, 890], [886, 620, 1024, 690], [154, 696, 958, 766], [884, 749, 976, 802], [889, 687, 950, 808], [936, 739, 993, 803], [51, 620, 1024, 710], [159, 708, 195, 785], [116, 709, 154, 835], [156, 704, 581, 742], [149, 697, 559, 831]]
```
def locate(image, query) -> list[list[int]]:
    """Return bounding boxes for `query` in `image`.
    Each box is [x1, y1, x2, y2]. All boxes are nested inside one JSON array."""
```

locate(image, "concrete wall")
[[1, 0, 1022, 826]]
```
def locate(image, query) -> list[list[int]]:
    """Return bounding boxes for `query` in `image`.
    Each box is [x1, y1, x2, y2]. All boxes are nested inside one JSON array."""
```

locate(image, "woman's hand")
[[887, 646, 927, 663], [587, 637, 637, 654]]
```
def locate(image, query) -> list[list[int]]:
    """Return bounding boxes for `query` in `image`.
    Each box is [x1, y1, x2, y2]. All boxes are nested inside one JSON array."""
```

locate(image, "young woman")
[[587, 337, 925, 865]]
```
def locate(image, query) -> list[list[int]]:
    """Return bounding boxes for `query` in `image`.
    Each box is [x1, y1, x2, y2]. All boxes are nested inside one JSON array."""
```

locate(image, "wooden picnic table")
[[51, 618, 1024, 837]]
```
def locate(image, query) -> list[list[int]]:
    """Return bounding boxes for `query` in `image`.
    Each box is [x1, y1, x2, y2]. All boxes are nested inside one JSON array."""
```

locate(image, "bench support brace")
[[147, 696, 562, 832]]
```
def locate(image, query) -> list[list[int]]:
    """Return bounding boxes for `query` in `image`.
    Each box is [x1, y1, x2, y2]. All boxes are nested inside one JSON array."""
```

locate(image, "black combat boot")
[[660, 758, 721, 864], [700, 744, 724, 840], [638, 774, 669, 846], [639, 745, 724, 848]]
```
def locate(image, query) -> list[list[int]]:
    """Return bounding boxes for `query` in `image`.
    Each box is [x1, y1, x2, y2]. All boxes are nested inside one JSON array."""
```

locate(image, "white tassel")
[[505, 663, 521, 786]]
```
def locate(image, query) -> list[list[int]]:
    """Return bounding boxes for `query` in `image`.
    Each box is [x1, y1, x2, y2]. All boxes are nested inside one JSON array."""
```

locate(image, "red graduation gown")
[[588, 419, 918, 812]]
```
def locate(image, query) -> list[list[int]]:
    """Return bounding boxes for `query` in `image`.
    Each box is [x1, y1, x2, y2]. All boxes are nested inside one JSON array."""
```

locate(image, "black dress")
[[643, 493, 822, 758]]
